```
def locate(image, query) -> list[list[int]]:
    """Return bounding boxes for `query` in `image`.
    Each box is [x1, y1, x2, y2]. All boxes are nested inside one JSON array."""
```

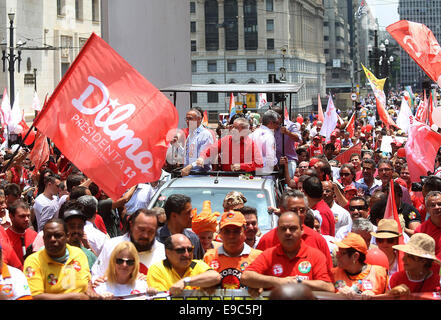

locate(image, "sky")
[[366, 0, 400, 30]]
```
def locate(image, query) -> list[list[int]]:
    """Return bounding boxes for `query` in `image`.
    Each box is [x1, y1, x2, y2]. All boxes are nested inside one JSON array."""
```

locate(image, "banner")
[[34, 33, 179, 200], [387, 20, 441, 87]]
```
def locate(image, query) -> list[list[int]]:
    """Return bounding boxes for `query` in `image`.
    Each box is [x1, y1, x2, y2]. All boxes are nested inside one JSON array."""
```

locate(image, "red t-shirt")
[[256, 225, 333, 272], [246, 241, 332, 283], [5, 228, 37, 264], [388, 270, 441, 293], [311, 200, 336, 237], [94, 214, 108, 235], [415, 219, 441, 274], [308, 144, 323, 158], [0, 227, 22, 270]]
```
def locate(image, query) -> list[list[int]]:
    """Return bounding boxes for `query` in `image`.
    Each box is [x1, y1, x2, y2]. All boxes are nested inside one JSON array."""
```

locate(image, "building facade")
[[0, 0, 101, 120], [191, 0, 326, 119], [398, 0, 441, 89]]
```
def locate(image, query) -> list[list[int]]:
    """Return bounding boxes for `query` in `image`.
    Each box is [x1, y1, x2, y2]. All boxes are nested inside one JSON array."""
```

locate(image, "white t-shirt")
[[94, 279, 148, 298], [84, 221, 109, 256], [0, 264, 31, 300], [33, 194, 68, 232], [331, 202, 352, 241], [91, 233, 165, 279]]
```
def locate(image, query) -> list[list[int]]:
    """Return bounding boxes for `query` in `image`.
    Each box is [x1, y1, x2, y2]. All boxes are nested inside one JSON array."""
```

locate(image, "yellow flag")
[[361, 63, 386, 91]]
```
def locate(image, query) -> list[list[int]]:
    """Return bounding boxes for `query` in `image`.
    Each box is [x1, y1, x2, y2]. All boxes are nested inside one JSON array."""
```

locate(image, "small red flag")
[[335, 142, 362, 164], [34, 33, 179, 200], [345, 112, 356, 138], [317, 94, 324, 122], [29, 130, 50, 171]]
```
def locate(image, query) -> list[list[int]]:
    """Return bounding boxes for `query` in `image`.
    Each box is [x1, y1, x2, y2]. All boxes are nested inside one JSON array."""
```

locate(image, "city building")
[[191, 0, 326, 120], [0, 0, 101, 121], [398, 0, 441, 90]]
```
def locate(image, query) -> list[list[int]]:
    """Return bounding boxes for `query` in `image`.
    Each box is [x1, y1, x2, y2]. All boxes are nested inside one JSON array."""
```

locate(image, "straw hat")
[[393, 233, 441, 265], [370, 219, 402, 239]]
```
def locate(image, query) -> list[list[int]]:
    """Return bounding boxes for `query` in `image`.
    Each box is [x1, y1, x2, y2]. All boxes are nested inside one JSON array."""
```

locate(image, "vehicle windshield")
[[151, 187, 273, 232]]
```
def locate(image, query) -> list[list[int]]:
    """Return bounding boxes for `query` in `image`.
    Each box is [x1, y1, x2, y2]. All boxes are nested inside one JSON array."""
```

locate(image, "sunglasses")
[[116, 258, 135, 266], [376, 238, 396, 244], [173, 246, 194, 254], [349, 205, 367, 211], [340, 172, 352, 177]]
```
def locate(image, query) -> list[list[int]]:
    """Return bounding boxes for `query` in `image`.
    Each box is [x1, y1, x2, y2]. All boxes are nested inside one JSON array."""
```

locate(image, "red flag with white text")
[[415, 94, 428, 123], [387, 20, 441, 87], [34, 33, 179, 200]]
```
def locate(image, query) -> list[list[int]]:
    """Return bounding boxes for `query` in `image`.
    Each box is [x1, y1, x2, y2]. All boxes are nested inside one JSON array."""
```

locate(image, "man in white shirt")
[[77, 195, 109, 256], [33, 175, 67, 232], [249, 110, 279, 175], [91, 208, 165, 278]]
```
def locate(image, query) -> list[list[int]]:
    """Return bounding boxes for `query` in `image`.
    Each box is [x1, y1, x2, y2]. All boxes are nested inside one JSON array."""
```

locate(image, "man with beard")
[[91, 208, 165, 277], [147, 234, 221, 295], [62, 209, 97, 269], [158, 194, 204, 259]]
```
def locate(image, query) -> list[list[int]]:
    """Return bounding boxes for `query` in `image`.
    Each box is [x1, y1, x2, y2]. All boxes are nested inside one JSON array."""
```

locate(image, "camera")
[[411, 176, 428, 192]]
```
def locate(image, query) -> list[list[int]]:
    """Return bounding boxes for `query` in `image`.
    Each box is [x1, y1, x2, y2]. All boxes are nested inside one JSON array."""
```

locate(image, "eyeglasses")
[[376, 238, 396, 244], [349, 205, 367, 211], [116, 258, 135, 266], [173, 246, 194, 254]]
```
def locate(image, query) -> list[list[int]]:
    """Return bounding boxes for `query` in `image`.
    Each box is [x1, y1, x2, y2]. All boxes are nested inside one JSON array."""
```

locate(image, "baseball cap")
[[343, 184, 357, 193], [333, 232, 368, 255], [220, 211, 246, 229], [397, 148, 406, 158], [62, 209, 87, 222]]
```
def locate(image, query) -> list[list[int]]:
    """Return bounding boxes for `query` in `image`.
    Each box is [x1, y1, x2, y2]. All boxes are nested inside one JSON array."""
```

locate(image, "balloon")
[[366, 248, 389, 270], [296, 115, 304, 125]]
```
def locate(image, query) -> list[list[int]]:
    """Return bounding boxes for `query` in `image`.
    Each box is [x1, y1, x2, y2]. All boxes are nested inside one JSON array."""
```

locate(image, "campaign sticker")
[[158, 196, 167, 201], [272, 264, 284, 276], [298, 261, 312, 274], [256, 193, 265, 199]]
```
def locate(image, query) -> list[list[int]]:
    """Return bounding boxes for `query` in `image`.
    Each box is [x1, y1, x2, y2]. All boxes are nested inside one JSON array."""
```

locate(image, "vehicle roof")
[[162, 176, 274, 190], [160, 83, 303, 94]]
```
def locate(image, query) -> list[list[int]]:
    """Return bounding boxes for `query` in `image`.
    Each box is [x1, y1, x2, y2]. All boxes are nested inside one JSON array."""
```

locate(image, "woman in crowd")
[[94, 241, 153, 299], [332, 232, 388, 297], [191, 200, 221, 251], [387, 233, 441, 295]]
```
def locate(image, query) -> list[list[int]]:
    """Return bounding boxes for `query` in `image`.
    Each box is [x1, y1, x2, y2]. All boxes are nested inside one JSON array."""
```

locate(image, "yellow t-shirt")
[[23, 244, 91, 296], [147, 259, 212, 291]]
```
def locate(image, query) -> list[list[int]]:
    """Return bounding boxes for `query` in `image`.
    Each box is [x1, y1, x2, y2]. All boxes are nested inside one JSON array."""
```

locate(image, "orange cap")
[[220, 211, 246, 229], [333, 232, 368, 255]]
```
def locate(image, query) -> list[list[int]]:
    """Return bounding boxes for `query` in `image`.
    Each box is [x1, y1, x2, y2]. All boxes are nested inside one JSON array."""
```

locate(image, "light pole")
[[1, 13, 21, 107]]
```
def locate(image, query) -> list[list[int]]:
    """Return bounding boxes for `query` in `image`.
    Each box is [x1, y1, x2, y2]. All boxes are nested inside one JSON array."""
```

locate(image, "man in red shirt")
[[5, 200, 37, 264], [197, 117, 263, 172], [241, 211, 334, 295], [414, 191, 441, 274], [307, 135, 323, 159], [303, 176, 335, 237], [257, 190, 333, 271]]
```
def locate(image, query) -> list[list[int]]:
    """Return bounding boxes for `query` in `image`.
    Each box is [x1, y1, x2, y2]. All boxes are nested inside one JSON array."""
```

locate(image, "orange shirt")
[[332, 264, 388, 295], [204, 244, 262, 289]]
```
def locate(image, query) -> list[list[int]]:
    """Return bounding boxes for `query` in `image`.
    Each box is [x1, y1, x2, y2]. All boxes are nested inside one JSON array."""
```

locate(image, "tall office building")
[[398, 0, 441, 89], [191, 0, 326, 119]]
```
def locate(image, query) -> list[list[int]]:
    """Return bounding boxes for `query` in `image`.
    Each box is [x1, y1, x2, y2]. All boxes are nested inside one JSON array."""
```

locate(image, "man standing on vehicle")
[[181, 109, 214, 176]]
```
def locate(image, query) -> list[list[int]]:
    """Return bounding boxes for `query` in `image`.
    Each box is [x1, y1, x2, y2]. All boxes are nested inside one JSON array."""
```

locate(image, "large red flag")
[[335, 142, 362, 164], [383, 179, 405, 272], [29, 130, 50, 171], [405, 118, 441, 183], [387, 20, 441, 87], [34, 33, 179, 200]]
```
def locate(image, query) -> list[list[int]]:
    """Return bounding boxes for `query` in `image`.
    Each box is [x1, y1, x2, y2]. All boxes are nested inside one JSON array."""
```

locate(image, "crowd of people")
[[0, 90, 441, 300]]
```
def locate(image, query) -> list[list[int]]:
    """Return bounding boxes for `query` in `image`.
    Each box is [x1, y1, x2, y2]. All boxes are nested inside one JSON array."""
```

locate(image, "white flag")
[[396, 97, 413, 134], [31, 91, 41, 111], [258, 93, 267, 109], [8, 91, 23, 134], [320, 96, 338, 142], [1, 88, 11, 127]]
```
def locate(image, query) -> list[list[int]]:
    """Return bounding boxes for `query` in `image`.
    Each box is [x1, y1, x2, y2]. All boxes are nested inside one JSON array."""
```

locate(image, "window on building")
[[332, 73, 339, 79], [207, 60, 217, 72], [247, 59, 256, 71], [266, 0, 273, 12], [191, 92, 198, 104], [224, 0, 238, 50], [267, 38, 274, 50], [266, 19, 274, 32], [75, 0, 83, 20], [92, 0, 100, 22], [205, 0, 219, 51], [192, 61, 197, 73], [191, 40, 197, 52], [190, 2, 196, 13], [267, 59, 275, 71], [324, 36, 329, 41], [57, 0, 65, 16], [244, 0, 258, 50], [61, 62, 70, 77], [207, 81, 219, 102], [191, 21, 196, 33], [227, 60, 236, 72]]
